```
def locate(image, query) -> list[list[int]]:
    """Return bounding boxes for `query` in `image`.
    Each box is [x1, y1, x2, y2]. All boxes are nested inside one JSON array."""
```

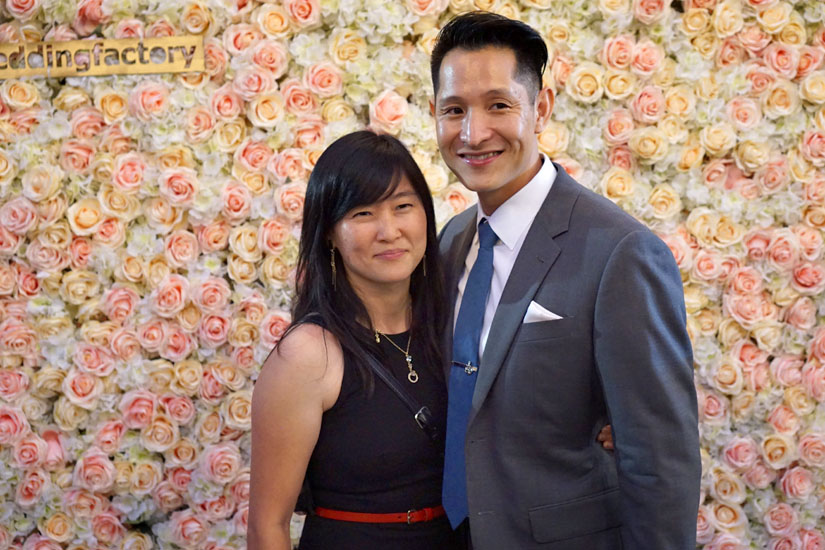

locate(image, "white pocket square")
[[522, 301, 563, 323]]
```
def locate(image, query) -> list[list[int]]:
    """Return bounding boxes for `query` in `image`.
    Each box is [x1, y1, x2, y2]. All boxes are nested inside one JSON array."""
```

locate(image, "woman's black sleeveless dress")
[[298, 331, 462, 550]]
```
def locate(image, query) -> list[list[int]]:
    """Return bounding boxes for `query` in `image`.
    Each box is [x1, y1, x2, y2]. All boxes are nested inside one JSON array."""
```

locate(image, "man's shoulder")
[[559, 174, 650, 240], [438, 204, 476, 249]]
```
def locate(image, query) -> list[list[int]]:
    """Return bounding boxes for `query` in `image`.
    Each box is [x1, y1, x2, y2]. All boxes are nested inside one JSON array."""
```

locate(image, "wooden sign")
[[0, 36, 205, 79]]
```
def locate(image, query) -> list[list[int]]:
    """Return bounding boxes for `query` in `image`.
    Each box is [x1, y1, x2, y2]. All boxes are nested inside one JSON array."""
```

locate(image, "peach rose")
[[791, 261, 825, 295], [163, 230, 199, 269], [763, 502, 799, 538], [73, 447, 115, 492], [246, 92, 286, 129], [203, 40, 227, 81], [168, 509, 208, 547], [160, 394, 196, 425], [13, 432, 47, 469], [93, 418, 125, 455], [185, 105, 215, 144], [154, 480, 184, 513], [15, 468, 49, 508], [710, 502, 746, 533], [797, 46, 825, 81], [118, 390, 158, 430], [303, 61, 343, 99], [0, 197, 37, 236], [62, 368, 103, 410], [140, 413, 179, 453], [210, 84, 243, 121], [234, 139, 273, 174], [260, 310, 291, 347], [232, 67, 276, 102], [91, 509, 124, 545], [292, 115, 325, 149], [629, 85, 665, 124], [797, 432, 825, 467], [258, 216, 292, 255], [406, 0, 448, 15], [767, 403, 799, 434], [68, 106, 105, 141], [217, 181, 251, 224], [6, 0, 41, 20], [369, 89, 408, 134], [199, 441, 241, 484], [268, 148, 308, 184], [779, 465, 814, 501], [128, 81, 169, 122], [628, 126, 668, 163], [801, 130, 825, 167], [783, 296, 815, 331], [111, 152, 146, 194], [274, 183, 306, 222]]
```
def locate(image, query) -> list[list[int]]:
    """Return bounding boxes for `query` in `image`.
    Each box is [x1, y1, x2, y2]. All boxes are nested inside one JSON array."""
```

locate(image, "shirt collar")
[[476, 155, 556, 250]]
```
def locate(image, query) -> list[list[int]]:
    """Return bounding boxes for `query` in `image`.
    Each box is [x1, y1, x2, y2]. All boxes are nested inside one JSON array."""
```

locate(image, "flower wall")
[[0, 0, 824, 548]]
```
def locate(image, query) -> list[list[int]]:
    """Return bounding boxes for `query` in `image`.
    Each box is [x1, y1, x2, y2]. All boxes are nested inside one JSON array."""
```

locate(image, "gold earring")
[[330, 245, 337, 289]]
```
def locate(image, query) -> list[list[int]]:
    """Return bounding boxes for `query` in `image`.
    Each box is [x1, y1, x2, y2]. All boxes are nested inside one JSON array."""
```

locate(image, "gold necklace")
[[374, 330, 418, 383]]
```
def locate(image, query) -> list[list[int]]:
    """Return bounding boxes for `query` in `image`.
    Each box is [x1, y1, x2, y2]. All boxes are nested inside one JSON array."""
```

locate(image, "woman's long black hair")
[[288, 130, 446, 389]]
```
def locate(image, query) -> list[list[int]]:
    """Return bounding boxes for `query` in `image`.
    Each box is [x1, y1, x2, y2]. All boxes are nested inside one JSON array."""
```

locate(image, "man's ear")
[[534, 87, 554, 133], [429, 98, 435, 117]]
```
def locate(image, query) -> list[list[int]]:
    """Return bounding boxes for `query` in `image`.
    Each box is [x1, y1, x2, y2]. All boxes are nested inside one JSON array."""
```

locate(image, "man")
[[431, 12, 701, 550]]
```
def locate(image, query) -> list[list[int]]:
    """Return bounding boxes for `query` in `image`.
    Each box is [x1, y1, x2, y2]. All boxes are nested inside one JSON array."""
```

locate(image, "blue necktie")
[[443, 219, 498, 528]]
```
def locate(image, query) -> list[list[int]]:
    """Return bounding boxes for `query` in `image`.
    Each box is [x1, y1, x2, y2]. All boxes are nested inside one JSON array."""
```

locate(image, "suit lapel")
[[469, 164, 581, 419]]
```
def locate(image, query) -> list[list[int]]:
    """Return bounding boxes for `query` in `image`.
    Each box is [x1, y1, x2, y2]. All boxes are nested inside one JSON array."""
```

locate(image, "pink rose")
[[0, 318, 37, 357], [601, 35, 635, 70], [702, 158, 729, 189], [222, 23, 263, 56], [232, 345, 256, 372], [696, 505, 714, 544], [198, 313, 231, 348], [168, 509, 208, 547], [210, 84, 243, 121], [745, 61, 776, 96], [801, 360, 825, 401], [128, 81, 169, 122], [25, 240, 69, 272], [92, 509, 124, 545], [59, 139, 95, 174], [723, 291, 778, 329], [743, 227, 772, 261], [276, 182, 306, 222], [42, 429, 66, 470], [167, 467, 192, 492], [258, 216, 291, 255], [6, 0, 40, 20], [405, 0, 448, 16], [809, 327, 825, 362], [742, 460, 776, 489], [798, 433, 825, 468], [164, 230, 200, 269], [632, 0, 667, 25], [159, 168, 199, 206], [660, 231, 694, 271], [161, 394, 196, 425], [73, 447, 116, 492], [261, 310, 291, 347], [631, 85, 665, 123], [284, 0, 321, 28], [200, 368, 226, 404], [197, 220, 230, 252], [119, 390, 158, 429], [799, 47, 825, 81], [692, 249, 724, 281], [792, 224, 823, 261], [205, 39, 228, 81], [791, 261, 825, 295], [706, 532, 746, 550], [200, 442, 242, 484], [252, 40, 290, 79], [197, 494, 236, 521], [234, 139, 274, 173], [728, 266, 763, 294], [232, 67, 276, 101], [221, 181, 253, 224], [110, 327, 140, 361], [604, 108, 635, 145], [762, 42, 800, 80], [726, 97, 762, 132], [12, 433, 47, 469], [770, 355, 805, 386], [114, 17, 144, 38], [94, 419, 125, 454], [369, 89, 408, 135], [551, 54, 573, 88], [765, 502, 799, 537], [70, 106, 106, 140], [780, 466, 815, 501], [785, 297, 816, 331], [801, 130, 825, 167], [0, 227, 22, 257], [193, 277, 231, 313], [738, 25, 771, 55], [234, 503, 249, 535], [800, 529, 825, 550], [281, 78, 319, 116], [291, 115, 325, 149], [716, 37, 746, 68], [62, 368, 103, 409], [607, 145, 635, 171], [767, 229, 801, 272], [186, 106, 216, 143], [701, 390, 728, 425], [73, 342, 115, 377], [267, 148, 309, 183], [103, 285, 139, 325], [756, 156, 789, 195], [137, 318, 168, 352], [770, 536, 802, 550], [229, 469, 250, 504], [72, 0, 109, 35], [16, 468, 49, 508], [767, 404, 799, 434], [722, 436, 759, 471], [154, 480, 185, 512], [112, 152, 146, 194], [631, 39, 663, 76], [160, 323, 194, 362], [100, 123, 132, 155], [303, 61, 343, 98]]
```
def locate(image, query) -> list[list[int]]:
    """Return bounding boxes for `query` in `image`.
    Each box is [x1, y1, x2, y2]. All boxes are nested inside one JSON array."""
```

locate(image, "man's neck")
[[478, 155, 544, 216]]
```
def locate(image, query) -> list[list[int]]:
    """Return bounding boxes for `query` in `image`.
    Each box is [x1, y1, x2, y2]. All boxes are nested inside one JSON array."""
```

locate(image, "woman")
[[249, 131, 461, 549]]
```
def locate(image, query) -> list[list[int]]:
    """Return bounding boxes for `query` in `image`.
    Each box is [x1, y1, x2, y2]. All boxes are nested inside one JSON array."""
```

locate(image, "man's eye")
[[442, 107, 463, 115], [492, 103, 509, 110]]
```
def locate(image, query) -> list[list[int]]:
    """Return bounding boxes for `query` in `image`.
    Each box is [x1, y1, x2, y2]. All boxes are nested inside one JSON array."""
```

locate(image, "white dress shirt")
[[454, 155, 557, 358]]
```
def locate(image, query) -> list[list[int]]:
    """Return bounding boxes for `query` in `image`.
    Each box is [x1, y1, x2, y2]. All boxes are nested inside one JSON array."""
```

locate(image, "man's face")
[[432, 46, 553, 214]]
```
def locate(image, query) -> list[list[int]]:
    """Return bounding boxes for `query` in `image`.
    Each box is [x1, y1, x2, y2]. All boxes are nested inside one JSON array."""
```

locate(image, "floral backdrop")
[[0, 0, 824, 547]]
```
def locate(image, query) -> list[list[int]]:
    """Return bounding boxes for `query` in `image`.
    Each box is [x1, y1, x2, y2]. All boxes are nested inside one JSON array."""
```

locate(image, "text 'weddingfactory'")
[[0, 36, 205, 79]]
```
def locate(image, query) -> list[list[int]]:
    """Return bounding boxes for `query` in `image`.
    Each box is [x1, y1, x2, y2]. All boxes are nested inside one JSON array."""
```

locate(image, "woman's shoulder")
[[258, 321, 344, 409]]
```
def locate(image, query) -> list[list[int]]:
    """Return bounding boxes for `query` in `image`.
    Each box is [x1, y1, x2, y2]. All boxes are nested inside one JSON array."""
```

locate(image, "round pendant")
[[407, 371, 419, 383]]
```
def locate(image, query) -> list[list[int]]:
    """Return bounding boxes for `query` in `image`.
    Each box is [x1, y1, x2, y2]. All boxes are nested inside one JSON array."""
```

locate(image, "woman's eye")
[[352, 210, 371, 218]]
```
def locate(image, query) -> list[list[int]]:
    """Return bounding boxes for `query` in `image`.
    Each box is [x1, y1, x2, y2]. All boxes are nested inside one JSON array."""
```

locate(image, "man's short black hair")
[[430, 12, 548, 99]]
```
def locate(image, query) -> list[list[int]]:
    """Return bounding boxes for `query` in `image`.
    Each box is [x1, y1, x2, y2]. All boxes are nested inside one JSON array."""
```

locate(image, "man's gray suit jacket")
[[438, 164, 701, 549]]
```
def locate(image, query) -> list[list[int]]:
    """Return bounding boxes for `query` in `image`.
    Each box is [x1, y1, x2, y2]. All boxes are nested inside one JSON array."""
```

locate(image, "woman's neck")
[[352, 280, 411, 334]]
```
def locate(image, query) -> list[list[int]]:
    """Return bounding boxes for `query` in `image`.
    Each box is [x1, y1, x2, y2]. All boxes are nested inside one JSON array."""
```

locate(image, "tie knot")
[[477, 220, 498, 250]]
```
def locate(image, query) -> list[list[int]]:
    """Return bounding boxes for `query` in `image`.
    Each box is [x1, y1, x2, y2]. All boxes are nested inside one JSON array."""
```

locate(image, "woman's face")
[[331, 175, 428, 295]]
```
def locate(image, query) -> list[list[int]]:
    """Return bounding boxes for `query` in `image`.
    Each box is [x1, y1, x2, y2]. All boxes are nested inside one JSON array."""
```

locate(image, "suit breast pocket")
[[516, 317, 579, 342]]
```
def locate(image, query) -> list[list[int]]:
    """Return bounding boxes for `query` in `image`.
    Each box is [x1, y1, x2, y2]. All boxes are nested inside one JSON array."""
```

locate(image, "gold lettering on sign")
[[0, 36, 204, 79]]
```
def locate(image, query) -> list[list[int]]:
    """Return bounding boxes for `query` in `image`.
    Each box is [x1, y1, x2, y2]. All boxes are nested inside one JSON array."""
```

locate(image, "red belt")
[[314, 505, 445, 524]]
